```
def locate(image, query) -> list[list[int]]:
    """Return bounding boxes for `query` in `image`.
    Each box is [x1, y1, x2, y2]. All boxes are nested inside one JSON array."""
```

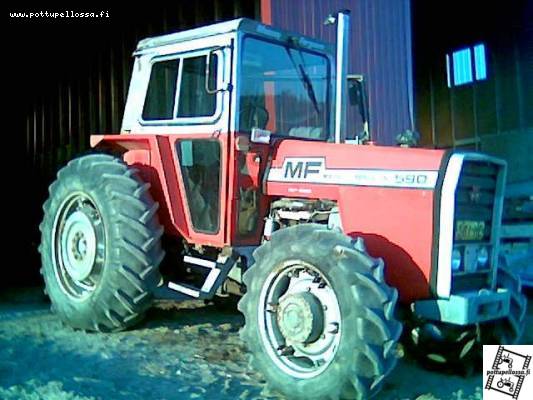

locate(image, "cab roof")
[[134, 17, 331, 55]]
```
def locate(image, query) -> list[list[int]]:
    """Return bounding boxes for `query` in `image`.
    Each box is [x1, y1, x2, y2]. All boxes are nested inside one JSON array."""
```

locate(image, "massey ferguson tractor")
[[39, 11, 527, 400]]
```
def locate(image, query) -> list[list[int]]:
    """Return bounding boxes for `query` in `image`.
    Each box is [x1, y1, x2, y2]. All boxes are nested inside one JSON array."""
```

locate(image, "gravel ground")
[[1, 287, 531, 400]]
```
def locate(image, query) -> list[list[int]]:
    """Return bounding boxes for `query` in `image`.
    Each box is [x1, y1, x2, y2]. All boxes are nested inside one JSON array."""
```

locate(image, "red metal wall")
[[261, 0, 413, 145]]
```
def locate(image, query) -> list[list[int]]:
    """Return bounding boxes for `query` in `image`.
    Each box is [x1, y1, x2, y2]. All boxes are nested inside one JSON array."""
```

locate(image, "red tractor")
[[39, 11, 526, 400]]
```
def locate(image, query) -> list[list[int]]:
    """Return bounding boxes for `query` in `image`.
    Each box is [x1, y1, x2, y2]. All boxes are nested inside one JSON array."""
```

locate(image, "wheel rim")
[[52, 192, 105, 300], [258, 260, 342, 379]]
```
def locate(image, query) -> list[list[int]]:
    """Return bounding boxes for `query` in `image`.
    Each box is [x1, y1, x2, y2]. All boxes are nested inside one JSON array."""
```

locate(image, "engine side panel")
[[265, 139, 446, 302]]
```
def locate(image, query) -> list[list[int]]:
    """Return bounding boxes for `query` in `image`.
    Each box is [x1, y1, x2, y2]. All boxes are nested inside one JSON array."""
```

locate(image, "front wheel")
[[238, 224, 402, 400], [404, 264, 527, 371]]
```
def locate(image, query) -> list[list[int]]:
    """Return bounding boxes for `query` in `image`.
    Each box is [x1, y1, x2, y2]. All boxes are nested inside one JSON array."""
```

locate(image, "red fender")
[[91, 133, 244, 250]]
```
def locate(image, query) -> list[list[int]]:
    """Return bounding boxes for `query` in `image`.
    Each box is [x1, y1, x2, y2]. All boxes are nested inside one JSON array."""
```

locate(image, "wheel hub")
[[259, 263, 342, 379], [61, 210, 97, 282], [277, 292, 324, 344]]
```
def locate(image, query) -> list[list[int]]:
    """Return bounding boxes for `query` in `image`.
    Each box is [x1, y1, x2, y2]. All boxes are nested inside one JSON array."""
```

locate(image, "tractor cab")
[[122, 18, 335, 141]]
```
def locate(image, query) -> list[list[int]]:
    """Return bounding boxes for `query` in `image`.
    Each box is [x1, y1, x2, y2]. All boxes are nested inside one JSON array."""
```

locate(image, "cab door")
[[137, 34, 234, 247]]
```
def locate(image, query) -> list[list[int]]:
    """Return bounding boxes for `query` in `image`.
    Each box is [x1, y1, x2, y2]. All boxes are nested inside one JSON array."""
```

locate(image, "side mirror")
[[250, 127, 272, 144], [205, 47, 228, 95], [347, 74, 371, 141], [348, 75, 367, 113]]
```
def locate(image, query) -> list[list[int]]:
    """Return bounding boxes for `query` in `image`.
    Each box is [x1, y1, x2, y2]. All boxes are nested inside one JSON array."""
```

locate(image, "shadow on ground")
[[1, 287, 532, 400]]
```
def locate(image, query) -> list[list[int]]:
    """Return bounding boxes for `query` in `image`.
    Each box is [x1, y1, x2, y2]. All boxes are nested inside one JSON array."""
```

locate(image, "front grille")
[[452, 271, 490, 292], [450, 158, 503, 294], [454, 160, 499, 243]]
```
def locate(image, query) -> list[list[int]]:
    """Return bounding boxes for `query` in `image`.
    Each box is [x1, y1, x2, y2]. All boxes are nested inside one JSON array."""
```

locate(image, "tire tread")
[[40, 153, 164, 332]]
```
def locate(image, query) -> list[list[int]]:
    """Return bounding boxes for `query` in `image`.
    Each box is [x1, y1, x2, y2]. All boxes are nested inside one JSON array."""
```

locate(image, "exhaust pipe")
[[326, 10, 350, 144]]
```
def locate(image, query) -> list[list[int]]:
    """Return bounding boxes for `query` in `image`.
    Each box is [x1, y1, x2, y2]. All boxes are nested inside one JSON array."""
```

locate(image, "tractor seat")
[[288, 126, 323, 139]]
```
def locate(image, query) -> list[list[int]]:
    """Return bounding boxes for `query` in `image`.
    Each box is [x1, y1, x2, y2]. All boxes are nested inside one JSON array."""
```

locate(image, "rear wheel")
[[238, 224, 402, 400], [40, 154, 164, 332]]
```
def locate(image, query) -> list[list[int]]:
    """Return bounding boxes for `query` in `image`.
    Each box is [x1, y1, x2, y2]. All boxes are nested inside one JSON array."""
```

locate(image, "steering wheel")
[[240, 104, 269, 131]]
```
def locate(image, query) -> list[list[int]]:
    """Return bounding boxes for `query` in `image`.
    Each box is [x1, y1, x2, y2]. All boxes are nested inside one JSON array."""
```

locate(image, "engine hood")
[[264, 139, 448, 303], [266, 139, 447, 196]]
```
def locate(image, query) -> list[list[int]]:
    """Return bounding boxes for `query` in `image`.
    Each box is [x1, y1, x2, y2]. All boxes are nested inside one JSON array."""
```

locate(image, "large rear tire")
[[39, 154, 165, 332], [238, 224, 402, 400]]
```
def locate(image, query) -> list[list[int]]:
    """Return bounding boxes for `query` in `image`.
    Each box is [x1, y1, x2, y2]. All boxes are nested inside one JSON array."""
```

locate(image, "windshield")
[[239, 36, 331, 140]]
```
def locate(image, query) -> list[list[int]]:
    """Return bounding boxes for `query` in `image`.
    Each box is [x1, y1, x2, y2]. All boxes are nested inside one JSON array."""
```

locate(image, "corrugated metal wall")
[[412, 0, 532, 183], [263, 0, 413, 145], [21, 1, 258, 183]]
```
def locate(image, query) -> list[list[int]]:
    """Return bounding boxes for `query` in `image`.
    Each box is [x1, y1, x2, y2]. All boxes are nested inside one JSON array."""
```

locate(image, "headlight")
[[452, 249, 462, 272], [477, 246, 489, 267]]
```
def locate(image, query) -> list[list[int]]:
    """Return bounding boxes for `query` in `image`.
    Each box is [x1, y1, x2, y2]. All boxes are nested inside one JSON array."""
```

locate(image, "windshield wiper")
[[285, 47, 321, 115], [298, 65, 321, 115]]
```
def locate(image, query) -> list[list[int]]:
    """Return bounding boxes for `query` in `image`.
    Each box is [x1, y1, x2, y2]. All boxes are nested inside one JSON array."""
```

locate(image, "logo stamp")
[[484, 345, 532, 399]]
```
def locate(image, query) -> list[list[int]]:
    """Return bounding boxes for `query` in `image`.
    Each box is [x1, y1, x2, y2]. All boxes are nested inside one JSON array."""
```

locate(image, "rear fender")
[[90, 134, 189, 238]]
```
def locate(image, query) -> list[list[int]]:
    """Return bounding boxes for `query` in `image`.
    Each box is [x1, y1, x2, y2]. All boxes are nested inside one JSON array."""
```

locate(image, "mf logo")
[[469, 185, 481, 204], [282, 158, 325, 180]]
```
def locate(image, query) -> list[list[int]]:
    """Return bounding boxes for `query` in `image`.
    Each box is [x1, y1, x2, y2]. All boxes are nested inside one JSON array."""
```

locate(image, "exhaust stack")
[[326, 10, 350, 144]]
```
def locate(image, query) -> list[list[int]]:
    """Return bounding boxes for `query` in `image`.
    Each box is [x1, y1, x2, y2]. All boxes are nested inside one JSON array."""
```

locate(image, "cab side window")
[[142, 53, 218, 122], [177, 54, 218, 118], [142, 59, 179, 120]]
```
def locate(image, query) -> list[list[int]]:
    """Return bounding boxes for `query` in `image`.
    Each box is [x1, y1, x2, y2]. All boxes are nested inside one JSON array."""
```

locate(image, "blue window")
[[453, 48, 473, 86], [473, 44, 487, 80], [446, 43, 487, 87]]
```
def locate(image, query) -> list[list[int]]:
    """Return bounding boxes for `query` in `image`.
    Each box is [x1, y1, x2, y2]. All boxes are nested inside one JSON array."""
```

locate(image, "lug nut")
[[327, 322, 340, 334], [278, 345, 295, 356], [266, 303, 278, 313]]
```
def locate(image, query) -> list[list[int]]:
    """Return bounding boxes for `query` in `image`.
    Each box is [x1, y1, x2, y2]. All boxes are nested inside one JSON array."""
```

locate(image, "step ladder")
[[154, 253, 237, 301]]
